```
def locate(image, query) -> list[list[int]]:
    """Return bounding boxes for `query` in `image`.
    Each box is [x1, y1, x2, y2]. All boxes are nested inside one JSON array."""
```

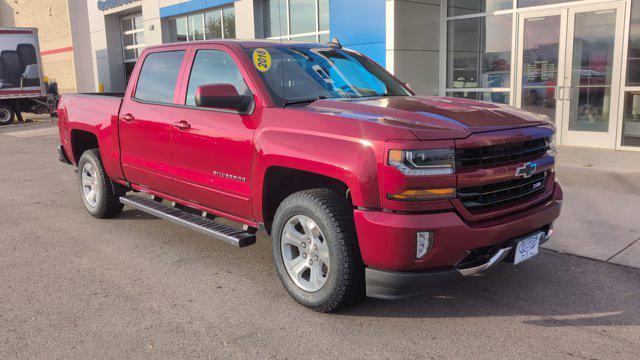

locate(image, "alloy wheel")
[[280, 215, 331, 292]]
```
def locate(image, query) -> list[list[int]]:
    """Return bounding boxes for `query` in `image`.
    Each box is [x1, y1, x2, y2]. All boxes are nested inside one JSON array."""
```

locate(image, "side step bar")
[[120, 195, 256, 247]]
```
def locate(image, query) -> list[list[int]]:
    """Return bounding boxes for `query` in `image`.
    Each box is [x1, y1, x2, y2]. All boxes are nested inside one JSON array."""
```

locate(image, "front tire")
[[77, 149, 125, 218], [272, 189, 365, 312], [0, 104, 15, 125]]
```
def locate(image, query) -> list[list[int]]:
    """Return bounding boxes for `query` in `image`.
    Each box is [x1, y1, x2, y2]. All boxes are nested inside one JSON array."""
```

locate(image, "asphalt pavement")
[[1, 120, 639, 359]]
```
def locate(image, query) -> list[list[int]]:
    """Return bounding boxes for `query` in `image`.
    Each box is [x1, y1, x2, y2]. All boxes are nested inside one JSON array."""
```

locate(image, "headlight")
[[388, 149, 455, 176]]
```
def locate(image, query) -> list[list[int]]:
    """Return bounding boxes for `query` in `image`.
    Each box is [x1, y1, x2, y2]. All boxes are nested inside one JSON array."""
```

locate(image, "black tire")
[[0, 104, 15, 125], [272, 189, 365, 312], [77, 149, 125, 219]]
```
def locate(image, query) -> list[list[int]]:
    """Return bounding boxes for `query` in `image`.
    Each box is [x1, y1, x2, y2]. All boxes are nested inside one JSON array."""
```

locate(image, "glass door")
[[561, 2, 625, 148], [516, 10, 568, 135], [516, 2, 624, 148]]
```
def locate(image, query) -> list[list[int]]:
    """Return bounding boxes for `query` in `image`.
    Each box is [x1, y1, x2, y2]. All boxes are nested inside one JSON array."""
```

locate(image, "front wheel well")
[[262, 167, 351, 234], [70, 130, 99, 164]]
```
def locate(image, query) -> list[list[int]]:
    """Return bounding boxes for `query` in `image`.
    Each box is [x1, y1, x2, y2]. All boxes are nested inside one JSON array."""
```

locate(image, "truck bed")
[[57, 92, 125, 181]]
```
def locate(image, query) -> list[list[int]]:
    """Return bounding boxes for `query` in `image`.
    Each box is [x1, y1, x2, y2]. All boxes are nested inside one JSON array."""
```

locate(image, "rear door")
[[119, 47, 188, 194], [171, 44, 257, 221]]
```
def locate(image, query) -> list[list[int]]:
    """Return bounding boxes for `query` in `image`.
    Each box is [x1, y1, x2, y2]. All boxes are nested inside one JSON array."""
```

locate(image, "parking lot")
[[1, 120, 639, 359]]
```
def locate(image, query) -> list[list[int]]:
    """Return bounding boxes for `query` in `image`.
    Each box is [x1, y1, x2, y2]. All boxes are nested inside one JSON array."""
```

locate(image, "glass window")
[[169, 6, 235, 42], [447, 0, 512, 17], [135, 51, 185, 103], [263, 0, 329, 41], [318, 0, 329, 31], [319, 33, 330, 44], [291, 34, 317, 42], [121, 18, 133, 33], [568, 9, 617, 133], [188, 14, 204, 41], [622, 92, 640, 146], [290, 0, 316, 35], [264, 0, 287, 37], [447, 14, 512, 89], [175, 17, 187, 42], [186, 50, 249, 106], [205, 11, 222, 39], [447, 91, 510, 104], [518, 0, 579, 8], [628, 0, 640, 85], [246, 46, 411, 106], [223, 7, 236, 39]]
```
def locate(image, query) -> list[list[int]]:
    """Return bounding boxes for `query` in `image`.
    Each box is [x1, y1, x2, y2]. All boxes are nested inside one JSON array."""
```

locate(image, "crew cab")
[[57, 40, 562, 312]]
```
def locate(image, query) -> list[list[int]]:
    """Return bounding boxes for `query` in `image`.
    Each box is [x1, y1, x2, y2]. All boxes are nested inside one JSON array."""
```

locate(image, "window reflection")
[[448, 0, 512, 16], [627, 0, 640, 85], [622, 92, 640, 147], [263, 0, 329, 42], [447, 91, 510, 104], [447, 14, 512, 89], [568, 10, 616, 132]]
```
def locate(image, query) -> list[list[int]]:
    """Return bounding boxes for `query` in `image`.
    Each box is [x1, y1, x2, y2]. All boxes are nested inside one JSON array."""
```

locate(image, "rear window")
[[134, 51, 185, 103]]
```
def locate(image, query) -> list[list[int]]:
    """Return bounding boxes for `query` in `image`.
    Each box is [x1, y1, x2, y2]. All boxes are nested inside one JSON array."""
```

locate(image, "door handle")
[[554, 87, 562, 101], [120, 113, 135, 122], [173, 120, 191, 131]]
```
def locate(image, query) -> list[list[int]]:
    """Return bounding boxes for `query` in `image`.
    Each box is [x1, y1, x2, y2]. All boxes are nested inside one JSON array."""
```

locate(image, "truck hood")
[[306, 96, 551, 140]]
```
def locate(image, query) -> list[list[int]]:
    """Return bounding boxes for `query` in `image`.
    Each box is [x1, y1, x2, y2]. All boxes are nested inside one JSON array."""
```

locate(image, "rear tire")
[[272, 189, 365, 312], [0, 104, 15, 125], [77, 149, 125, 219]]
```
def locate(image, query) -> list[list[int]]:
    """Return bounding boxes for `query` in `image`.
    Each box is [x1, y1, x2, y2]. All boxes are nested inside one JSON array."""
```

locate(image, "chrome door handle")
[[173, 120, 191, 131], [120, 113, 135, 122]]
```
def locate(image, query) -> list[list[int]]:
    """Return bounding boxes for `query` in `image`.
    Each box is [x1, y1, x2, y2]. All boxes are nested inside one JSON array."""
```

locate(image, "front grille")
[[458, 171, 548, 211], [456, 137, 550, 168]]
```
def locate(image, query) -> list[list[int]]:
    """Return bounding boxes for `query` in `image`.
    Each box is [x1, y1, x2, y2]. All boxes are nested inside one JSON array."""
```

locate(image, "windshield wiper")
[[282, 96, 327, 107]]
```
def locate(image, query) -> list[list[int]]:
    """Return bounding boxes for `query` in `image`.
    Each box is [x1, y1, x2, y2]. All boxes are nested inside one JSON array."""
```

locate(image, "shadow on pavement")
[[340, 250, 640, 327]]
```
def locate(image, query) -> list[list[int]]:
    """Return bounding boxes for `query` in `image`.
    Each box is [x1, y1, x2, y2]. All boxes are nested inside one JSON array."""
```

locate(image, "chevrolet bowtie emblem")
[[515, 161, 537, 178]]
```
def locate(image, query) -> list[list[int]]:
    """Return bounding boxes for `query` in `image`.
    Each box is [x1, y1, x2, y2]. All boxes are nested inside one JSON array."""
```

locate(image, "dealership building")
[[31, 0, 638, 150]]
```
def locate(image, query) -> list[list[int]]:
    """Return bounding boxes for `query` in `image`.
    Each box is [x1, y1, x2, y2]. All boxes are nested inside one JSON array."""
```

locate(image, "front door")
[[171, 45, 256, 221], [516, 2, 625, 148]]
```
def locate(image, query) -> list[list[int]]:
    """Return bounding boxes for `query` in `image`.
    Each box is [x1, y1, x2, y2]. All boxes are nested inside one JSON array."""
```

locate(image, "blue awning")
[[160, 0, 238, 18]]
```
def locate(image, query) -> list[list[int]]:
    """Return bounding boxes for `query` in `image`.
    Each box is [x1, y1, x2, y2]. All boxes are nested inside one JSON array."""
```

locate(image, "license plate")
[[514, 232, 542, 265]]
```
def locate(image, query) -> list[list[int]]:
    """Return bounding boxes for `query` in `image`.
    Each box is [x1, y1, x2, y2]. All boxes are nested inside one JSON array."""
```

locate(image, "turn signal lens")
[[387, 188, 456, 201]]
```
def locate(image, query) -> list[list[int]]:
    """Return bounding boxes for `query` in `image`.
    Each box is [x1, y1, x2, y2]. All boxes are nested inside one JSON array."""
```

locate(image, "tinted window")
[[135, 51, 185, 103], [186, 50, 249, 106]]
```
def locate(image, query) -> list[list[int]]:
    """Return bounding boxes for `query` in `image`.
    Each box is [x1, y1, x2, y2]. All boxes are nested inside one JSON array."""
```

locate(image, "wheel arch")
[[261, 166, 352, 234], [70, 129, 99, 164]]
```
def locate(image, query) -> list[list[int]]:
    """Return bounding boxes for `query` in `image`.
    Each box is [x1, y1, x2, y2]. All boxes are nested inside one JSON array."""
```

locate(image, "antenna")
[[327, 38, 342, 49]]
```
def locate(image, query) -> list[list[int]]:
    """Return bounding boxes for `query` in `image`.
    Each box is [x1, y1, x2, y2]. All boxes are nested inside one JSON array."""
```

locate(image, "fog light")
[[416, 231, 433, 259]]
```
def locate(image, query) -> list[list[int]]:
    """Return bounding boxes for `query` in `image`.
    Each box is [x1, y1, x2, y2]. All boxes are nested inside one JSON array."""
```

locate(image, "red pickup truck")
[[57, 40, 562, 312]]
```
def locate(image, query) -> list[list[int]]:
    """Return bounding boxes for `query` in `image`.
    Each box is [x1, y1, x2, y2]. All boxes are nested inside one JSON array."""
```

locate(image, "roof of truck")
[[145, 39, 331, 51]]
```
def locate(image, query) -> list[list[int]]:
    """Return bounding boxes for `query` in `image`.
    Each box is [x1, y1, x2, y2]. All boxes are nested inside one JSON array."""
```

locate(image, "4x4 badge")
[[515, 161, 537, 178]]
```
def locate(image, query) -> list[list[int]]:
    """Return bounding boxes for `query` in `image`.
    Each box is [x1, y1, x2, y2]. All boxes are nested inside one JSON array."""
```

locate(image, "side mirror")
[[195, 84, 252, 112], [402, 82, 412, 91]]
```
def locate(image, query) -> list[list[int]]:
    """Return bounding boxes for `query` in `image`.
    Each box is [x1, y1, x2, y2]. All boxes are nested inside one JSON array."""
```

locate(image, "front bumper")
[[354, 182, 563, 299], [365, 229, 551, 299]]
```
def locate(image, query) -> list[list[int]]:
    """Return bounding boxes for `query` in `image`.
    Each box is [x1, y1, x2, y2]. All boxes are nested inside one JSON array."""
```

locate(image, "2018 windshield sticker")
[[253, 48, 272, 72]]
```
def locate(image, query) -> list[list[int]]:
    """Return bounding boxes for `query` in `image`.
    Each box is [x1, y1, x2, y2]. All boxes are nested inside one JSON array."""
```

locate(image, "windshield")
[[246, 46, 411, 106]]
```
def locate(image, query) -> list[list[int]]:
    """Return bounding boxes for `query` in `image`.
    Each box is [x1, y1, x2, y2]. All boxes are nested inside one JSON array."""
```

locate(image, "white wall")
[[387, 0, 441, 95], [68, 0, 95, 92]]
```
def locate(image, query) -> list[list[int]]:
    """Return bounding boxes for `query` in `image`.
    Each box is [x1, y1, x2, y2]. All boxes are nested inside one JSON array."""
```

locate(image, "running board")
[[119, 195, 256, 248]]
